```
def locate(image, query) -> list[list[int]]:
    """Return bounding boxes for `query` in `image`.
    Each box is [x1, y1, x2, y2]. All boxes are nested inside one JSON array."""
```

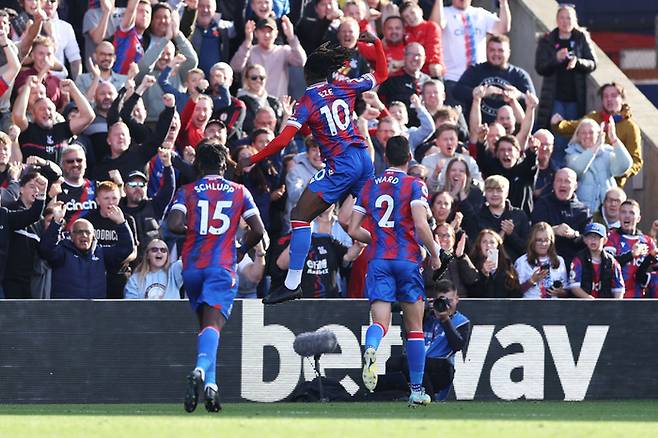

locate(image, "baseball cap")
[[127, 170, 148, 181], [583, 222, 606, 238], [256, 16, 277, 30], [206, 119, 226, 129]]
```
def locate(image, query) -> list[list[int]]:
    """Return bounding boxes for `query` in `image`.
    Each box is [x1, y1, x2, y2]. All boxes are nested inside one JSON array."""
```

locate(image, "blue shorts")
[[365, 259, 425, 303], [182, 268, 238, 320], [308, 146, 374, 204]]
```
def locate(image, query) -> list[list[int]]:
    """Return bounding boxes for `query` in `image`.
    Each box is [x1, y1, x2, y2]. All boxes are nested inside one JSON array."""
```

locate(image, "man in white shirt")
[[41, 0, 82, 79], [436, 0, 510, 103]]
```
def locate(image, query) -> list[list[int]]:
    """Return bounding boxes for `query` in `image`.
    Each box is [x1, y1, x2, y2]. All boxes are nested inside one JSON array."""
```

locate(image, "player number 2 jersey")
[[171, 176, 258, 271], [354, 169, 429, 264]]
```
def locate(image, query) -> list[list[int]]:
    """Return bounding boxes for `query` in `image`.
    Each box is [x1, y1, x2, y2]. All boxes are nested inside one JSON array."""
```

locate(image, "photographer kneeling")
[[420, 279, 471, 400], [377, 279, 471, 401]]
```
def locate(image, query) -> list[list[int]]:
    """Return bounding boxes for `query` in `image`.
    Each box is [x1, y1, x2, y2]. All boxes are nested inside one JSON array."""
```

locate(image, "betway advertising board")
[[0, 300, 655, 402]]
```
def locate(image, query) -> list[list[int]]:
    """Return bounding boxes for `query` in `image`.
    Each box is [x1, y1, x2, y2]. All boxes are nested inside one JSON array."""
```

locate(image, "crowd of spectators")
[[0, 0, 654, 301]]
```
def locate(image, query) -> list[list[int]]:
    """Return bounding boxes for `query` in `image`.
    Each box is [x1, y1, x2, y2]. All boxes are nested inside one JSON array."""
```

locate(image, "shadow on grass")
[[1, 401, 658, 422]]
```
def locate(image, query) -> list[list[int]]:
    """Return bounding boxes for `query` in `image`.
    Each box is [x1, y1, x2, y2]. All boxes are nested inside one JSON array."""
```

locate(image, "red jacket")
[[405, 20, 443, 75], [383, 40, 405, 74], [176, 98, 205, 152]]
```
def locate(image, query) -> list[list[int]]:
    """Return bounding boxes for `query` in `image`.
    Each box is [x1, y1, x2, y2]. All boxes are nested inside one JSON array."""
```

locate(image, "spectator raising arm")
[[493, 0, 511, 34], [229, 20, 256, 74], [134, 94, 176, 162], [89, 0, 115, 45], [0, 29, 19, 94], [151, 148, 176, 221], [18, 8, 45, 59], [11, 77, 36, 132], [516, 92, 538, 149], [121, 0, 139, 33], [63, 80, 95, 135]]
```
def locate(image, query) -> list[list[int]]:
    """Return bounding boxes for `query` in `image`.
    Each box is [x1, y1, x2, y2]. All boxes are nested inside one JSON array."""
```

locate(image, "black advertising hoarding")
[[0, 299, 656, 403]]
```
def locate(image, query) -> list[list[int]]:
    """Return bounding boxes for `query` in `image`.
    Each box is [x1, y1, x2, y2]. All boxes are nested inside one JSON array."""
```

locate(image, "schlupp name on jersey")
[[194, 182, 235, 193]]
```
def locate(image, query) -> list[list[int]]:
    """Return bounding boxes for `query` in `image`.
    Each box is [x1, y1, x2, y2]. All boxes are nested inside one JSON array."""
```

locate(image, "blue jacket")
[[565, 141, 633, 213], [39, 221, 134, 299]]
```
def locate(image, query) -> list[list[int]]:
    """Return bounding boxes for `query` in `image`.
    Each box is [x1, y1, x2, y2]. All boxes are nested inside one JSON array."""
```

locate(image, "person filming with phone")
[[514, 222, 569, 298], [467, 229, 520, 297]]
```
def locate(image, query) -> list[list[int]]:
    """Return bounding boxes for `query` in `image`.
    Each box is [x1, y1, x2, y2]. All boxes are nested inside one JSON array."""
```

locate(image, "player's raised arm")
[[358, 32, 388, 85], [242, 124, 299, 167]]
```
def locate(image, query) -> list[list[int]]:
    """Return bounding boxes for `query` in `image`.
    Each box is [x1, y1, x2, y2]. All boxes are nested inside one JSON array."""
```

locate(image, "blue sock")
[[196, 326, 220, 383], [204, 331, 221, 387], [406, 331, 426, 391], [285, 221, 311, 289], [365, 322, 386, 350]]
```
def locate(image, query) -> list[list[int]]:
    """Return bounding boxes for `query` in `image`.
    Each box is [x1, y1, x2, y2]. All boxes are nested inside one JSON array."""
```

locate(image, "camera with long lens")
[[433, 296, 450, 313]]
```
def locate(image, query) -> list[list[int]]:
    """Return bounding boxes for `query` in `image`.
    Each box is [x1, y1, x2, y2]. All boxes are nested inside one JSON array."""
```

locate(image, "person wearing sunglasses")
[[231, 15, 306, 101], [235, 63, 285, 137], [124, 238, 182, 299], [120, 148, 175, 262]]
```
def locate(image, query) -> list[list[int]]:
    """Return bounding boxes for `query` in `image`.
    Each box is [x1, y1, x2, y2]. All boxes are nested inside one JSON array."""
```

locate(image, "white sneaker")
[[408, 389, 431, 407], [362, 347, 378, 392]]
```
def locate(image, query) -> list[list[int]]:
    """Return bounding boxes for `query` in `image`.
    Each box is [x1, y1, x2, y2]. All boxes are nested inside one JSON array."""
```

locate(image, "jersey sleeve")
[[287, 94, 312, 129], [611, 259, 625, 297], [342, 73, 376, 94], [241, 186, 259, 219], [170, 187, 187, 214], [410, 179, 429, 208]]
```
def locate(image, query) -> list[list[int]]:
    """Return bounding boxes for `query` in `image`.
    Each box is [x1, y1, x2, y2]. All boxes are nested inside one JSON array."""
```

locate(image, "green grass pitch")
[[1, 401, 656, 437]]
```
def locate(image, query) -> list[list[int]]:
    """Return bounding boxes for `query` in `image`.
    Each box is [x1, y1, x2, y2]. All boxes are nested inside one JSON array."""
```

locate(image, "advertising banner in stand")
[[0, 299, 656, 403]]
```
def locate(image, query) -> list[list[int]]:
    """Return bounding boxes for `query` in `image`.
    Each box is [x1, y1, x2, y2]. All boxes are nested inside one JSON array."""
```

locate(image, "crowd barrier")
[[0, 299, 656, 403]]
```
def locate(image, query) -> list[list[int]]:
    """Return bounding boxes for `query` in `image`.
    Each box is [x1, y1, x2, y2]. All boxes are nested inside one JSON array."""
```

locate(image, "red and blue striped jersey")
[[171, 176, 259, 271], [287, 74, 376, 166], [604, 229, 657, 298], [568, 256, 625, 298], [354, 168, 429, 264], [113, 27, 143, 74]]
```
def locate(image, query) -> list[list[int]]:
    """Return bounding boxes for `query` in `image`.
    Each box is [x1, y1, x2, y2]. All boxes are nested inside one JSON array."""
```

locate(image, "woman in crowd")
[[565, 118, 632, 213], [514, 222, 569, 299], [124, 239, 183, 300], [237, 64, 284, 135], [535, 4, 597, 131], [427, 223, 479, 298], [441, 157, 484, 228], [468, 229, 520, 298]]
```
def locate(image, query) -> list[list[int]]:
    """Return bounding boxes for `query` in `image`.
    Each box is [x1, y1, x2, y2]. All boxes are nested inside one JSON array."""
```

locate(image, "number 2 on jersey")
[[375, 194, 394, 228], [319, 99, 350, 135], [198, 200, 232, 235]]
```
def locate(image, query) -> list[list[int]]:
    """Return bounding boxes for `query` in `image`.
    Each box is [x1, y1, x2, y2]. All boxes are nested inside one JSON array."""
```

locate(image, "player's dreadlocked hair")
[[304, 42, 353, 85], [194, 142, 233, 176]]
